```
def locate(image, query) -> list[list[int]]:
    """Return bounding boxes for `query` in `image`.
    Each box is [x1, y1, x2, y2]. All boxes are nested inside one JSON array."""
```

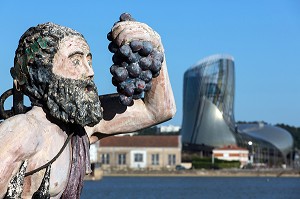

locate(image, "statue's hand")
[[89, 13, 175, 136], [110, 14, 164, 53], [107, 13, 165, 106]]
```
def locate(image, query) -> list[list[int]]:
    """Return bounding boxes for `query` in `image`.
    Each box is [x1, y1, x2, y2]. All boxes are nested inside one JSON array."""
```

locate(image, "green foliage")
[[217, 161, 241, 169], [137, 126, 159, 135], [192, 157, 241, 169], [192, 161, 212, 169]]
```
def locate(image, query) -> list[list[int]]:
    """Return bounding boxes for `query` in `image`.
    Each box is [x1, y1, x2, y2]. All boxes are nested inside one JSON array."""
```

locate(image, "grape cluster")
[[107, 13, 164, 106]]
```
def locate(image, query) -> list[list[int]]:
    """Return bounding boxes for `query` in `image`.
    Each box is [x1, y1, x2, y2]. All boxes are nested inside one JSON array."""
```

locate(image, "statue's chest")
[[23, 137, 72, 198]]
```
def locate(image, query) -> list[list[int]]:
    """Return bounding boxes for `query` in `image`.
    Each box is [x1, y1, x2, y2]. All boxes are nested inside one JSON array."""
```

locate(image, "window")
[[134, 153, 143, 162], [118, 154, 126, 165], [101, 153, 110, 164], [168, 154, 176, 165], [151, 154, 159, 165]]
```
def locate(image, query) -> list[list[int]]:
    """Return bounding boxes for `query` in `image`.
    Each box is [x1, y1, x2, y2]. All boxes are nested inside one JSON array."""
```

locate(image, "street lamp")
[[248, 141, 254, 164]]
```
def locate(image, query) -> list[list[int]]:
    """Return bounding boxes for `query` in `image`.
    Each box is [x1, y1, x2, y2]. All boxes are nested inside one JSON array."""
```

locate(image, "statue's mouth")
[[85, 85, 93, 92]]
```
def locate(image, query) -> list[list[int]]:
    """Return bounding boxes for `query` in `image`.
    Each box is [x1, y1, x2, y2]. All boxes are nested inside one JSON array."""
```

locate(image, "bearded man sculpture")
[[0, 14, 176, 199]]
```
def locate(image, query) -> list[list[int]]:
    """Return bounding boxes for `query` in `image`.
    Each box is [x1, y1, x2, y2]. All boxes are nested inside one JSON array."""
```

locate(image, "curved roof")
[[188, 54, 234, 71], [237, 122, 294, 156]]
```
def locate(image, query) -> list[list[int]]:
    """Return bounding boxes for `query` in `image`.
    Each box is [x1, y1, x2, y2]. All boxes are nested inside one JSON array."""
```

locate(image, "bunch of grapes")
[[107, 13, 164, 106]]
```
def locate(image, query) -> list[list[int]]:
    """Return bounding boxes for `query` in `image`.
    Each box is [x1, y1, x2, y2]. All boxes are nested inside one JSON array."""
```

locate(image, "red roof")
[[214, 145, 248, 151], [99, 135, 180, 148]]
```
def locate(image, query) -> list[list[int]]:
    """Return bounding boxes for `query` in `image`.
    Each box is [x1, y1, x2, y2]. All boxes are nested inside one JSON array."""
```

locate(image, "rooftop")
[[214, 145, 248, 151], [99, 135, 180, 148]]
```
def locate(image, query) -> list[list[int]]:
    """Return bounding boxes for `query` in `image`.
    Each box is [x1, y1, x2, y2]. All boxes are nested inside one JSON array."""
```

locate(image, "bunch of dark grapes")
[[107, 13, 164, 106]]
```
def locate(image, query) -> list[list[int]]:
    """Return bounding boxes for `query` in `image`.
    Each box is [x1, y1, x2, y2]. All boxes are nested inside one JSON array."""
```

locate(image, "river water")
[[81, 176, 300, 199]]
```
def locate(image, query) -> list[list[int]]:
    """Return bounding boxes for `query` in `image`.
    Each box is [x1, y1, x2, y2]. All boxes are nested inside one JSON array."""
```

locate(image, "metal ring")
[[0, 88, 14, 119]]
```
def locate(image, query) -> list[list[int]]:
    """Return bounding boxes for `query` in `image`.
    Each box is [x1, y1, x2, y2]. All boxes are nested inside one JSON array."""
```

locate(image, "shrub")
[[192, 157, 240, 169]]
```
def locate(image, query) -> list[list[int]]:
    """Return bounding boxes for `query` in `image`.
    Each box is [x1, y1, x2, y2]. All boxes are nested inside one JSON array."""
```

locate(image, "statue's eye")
[[87, 53, 92, 67], [72, 59, 80, 66], [87, 59, 92, 67], [69, 52, 83, 67]]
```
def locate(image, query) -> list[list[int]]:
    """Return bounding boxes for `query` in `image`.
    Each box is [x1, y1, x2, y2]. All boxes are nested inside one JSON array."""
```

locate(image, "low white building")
[[160, 125, 181, 133], [213, 145, 249, 167]]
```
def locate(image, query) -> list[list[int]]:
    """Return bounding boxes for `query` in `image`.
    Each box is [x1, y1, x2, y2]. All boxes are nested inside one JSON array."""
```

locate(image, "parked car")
[[175, 165, 186, 170]]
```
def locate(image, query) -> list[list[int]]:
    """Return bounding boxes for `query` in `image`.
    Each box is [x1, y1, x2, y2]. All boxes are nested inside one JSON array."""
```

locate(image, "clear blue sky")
[[0, 0, 299, 127]]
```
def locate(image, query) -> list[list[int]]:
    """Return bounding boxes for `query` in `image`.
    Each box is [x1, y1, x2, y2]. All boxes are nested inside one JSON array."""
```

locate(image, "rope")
[[25, 132, 74, 177]]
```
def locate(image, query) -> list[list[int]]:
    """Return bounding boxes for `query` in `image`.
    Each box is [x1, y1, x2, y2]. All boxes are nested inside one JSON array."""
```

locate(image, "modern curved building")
[[181, 54, 294, 166]]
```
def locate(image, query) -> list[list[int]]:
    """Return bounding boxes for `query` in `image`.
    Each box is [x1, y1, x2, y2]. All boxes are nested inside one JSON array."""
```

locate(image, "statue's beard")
[[46, 74, 102, 127]]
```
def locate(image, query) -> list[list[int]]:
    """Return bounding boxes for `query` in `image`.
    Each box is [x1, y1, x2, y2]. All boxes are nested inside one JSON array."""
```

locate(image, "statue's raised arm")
[[86, 13, 176, 142]]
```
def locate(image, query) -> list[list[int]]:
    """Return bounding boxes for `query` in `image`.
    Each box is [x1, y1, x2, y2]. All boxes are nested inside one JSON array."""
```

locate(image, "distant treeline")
[[136, 126, 180, 135]]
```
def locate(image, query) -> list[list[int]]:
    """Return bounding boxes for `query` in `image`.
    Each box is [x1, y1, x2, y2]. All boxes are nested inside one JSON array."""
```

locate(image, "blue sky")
[[0, 0, 299, 127]]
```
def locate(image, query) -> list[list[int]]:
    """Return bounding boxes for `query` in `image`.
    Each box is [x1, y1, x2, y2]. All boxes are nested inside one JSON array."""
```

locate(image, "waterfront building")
[[96, 135, 182, 171], [212, 145, 249, 168], [160, 125, 181, 133], [181, 54, 294, 167]]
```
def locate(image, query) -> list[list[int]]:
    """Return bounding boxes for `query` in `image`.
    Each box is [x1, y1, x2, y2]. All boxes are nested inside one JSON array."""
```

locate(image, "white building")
[[160, 125, 181, 133], [213, 145, 249, 168]]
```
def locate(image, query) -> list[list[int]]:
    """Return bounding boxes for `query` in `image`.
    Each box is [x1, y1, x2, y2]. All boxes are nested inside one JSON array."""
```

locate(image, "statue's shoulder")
[[0, 107, 48, 134], [0, 108, 51, 161]]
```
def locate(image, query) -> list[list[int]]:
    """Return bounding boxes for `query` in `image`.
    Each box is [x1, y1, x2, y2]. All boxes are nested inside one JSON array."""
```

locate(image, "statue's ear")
[[13, 79, 21, 91]]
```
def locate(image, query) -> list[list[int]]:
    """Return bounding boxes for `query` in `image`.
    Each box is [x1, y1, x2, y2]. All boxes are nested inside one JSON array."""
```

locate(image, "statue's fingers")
[[113, 22, 161, 49], [114, 27, 152, 46], [111, 21, 139, 39]]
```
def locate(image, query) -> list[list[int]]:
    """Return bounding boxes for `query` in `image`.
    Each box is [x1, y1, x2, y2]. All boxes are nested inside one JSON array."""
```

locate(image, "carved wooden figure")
[[0, 13, 175, 199]]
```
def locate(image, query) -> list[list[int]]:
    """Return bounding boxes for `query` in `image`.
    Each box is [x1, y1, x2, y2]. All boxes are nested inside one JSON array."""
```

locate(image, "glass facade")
[[181, 54, 294, 166], [237, 122, 294, 165], [181, 55, 236, 147]]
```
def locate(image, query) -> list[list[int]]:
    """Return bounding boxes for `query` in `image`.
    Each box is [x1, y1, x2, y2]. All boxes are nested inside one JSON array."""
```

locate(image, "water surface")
[[81, 176, 300, 199]]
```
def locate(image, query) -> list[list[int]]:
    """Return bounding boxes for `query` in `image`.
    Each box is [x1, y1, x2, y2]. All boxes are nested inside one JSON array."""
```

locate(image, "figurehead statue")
[[0, 14, 176, 198]]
